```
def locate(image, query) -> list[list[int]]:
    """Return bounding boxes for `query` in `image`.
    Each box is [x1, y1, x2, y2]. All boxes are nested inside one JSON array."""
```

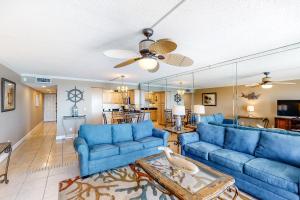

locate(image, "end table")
[[0, 142, 12, 184], [163, 127, 194, 153]]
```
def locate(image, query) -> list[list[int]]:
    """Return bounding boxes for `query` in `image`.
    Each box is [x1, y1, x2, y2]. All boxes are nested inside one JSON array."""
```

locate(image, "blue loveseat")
[[74, 120, 169, 177], [179, 122, 300, 200]]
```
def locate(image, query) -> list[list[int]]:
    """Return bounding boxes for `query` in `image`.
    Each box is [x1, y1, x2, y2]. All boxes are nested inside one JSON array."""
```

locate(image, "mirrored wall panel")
[[140, 45, 300, 132]]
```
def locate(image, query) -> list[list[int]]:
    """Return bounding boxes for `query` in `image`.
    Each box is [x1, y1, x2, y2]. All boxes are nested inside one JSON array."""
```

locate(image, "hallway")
[[0, 122, 79, 200]]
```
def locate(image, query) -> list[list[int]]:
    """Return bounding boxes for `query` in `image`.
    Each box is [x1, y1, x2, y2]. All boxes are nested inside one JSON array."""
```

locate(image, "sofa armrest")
[[179, 132, 199, 146], [152, 128, 169, 146], [73, 137, 89, 176], [74, 137, 89, 154]]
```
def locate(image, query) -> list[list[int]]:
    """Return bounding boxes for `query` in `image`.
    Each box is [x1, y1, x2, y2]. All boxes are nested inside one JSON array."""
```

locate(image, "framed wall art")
[[202, 92, 217, 106], [1, 78, 16, 112]]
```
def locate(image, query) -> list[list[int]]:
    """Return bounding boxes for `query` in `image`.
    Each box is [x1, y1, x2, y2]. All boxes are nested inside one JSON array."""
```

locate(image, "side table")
[[163, 127, 194, 154], [62, 115, 87, 138], [0, 142, 12, 184]]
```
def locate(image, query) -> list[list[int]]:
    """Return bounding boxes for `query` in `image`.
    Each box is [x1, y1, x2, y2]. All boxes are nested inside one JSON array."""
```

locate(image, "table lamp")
[[194, 105, 205, 124], [247, 105, 254, 117], [172, 105, 185, 131]]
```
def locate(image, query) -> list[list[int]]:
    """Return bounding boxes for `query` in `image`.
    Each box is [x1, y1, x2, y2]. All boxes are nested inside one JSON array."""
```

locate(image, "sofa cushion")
[[79, 124, 112, 146], [213, 113, 224, 124], [244, 158, 300, 194], [209, 149, 255, 172], [201, 115, 215, 123], [132, 120, 154, 140], [89, 144, 119, 160], [224, 127, 260, 155], [115, 141, 144, 154], [197, 123, 225, 147], [112, 124, 133, 143], [184, 141, 221, 160], [137, 136, 163, 149], [255, 131, 300, 167]]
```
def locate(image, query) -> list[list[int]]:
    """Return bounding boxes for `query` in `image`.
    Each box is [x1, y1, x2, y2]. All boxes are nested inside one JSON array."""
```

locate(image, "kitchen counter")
[[141, 107, 158, 110]]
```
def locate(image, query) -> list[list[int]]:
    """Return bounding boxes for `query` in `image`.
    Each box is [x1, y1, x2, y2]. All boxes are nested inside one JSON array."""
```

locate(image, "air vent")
[[36, 77, 52, 84]]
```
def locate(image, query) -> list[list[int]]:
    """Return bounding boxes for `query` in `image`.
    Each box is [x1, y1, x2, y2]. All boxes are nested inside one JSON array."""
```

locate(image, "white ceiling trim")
[[21, 73, 139, 86]]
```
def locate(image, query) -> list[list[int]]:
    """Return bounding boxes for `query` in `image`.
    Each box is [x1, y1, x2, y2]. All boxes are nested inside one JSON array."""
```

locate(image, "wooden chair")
[[102, 113, 108, 124], [124, 113, 134, 123], [185, 109, 192, 125], [137, 112, 145, 123], [165, 109, 174, 127], [112, 111, 124, 124]]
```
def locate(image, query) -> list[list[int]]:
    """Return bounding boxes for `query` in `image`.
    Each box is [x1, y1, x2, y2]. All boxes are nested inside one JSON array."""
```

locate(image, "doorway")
[[44, 93, 57, 122]]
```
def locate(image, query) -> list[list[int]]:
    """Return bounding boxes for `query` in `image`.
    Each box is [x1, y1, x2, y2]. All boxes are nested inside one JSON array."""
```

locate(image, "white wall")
[[54, 79, 137, 138], [0, 63, 44, 145]]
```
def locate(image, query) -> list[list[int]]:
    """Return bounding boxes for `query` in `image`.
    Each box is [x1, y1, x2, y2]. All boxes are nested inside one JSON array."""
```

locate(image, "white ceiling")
[[1, 0, 300, 86]]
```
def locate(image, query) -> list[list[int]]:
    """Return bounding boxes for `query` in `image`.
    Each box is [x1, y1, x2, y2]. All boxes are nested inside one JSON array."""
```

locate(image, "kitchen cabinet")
[[128, 90, 135, 104], [154, 92, 165, 125], [150, 110, 157, 121], [103, 91, 123, 104]]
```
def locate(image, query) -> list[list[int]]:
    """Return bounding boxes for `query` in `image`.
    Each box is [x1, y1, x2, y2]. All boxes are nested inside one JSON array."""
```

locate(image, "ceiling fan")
[[245, 72, 296, 89], [104, 28, 193, 73]]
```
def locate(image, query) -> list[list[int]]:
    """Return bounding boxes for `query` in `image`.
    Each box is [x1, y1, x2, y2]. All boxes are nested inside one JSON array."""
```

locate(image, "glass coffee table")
[[136, 153, 238, 200]]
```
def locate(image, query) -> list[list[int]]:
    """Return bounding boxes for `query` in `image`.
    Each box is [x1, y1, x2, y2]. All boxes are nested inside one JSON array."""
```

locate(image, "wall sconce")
[[247, 105, 254, 117]]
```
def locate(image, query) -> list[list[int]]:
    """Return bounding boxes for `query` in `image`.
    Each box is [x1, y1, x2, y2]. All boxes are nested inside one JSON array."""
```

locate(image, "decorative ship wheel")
[[66, 86, 84, 105], [174, 93, 182, 104], [66, 86, 84, 117]]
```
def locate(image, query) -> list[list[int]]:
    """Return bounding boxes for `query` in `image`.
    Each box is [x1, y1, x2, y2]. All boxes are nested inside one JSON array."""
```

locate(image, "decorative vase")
[[175, 115, 182, 131], [72, 104, 79, 117]]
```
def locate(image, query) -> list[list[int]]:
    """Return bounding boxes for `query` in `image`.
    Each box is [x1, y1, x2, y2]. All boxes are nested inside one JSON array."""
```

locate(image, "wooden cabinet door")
[[157, 107, 162, 123], [160, 104, 166, 125], [275, 118, 290, 130], [128, 90, 134, 104]]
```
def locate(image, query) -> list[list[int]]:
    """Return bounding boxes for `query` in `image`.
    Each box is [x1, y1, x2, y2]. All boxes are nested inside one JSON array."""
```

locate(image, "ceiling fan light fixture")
[[177, 89, 185, 96], [138, 57, 158, 70], [177, 82, 185, 95], [261, 84, 272, 89]]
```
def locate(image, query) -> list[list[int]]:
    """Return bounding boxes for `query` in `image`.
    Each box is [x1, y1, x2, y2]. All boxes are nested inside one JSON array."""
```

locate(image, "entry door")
[[44, 94, 57, 122]]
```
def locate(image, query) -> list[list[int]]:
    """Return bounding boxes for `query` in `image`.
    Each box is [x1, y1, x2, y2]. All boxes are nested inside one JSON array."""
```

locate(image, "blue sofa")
[[74, 120, 169, 177], [200, 113, 236, 124], [179, 122, 300, 200]]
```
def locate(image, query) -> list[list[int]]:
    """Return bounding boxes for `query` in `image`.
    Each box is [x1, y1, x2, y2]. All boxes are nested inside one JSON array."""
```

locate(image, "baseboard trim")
[[56, 135, 65, 140], [56, 135, 75, 140], [0, 122, 43, 163]]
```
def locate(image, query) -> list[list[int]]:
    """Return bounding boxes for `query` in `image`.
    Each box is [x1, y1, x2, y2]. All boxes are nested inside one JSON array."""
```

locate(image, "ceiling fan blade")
[[104, 49, 139, 59], [245, 83, 260, 87], [161, 53, 193, 67], [271, 81, 296, 85], [114, 57, 141, 68], [149, 39, 177, 54], [147, 63, 160, 73]]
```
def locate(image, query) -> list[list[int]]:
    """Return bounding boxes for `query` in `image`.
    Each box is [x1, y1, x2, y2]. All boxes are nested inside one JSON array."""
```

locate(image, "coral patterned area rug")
[[59, 164, 253, 200]]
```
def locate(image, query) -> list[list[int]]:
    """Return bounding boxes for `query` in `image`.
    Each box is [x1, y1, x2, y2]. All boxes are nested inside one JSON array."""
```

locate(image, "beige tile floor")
[[0, 122, 179, 200], [0, 122, 79, 200]]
